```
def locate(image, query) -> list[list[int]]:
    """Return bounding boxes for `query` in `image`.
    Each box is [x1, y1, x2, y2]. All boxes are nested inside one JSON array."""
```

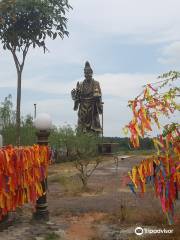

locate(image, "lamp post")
[[33, 113, 52, 221]]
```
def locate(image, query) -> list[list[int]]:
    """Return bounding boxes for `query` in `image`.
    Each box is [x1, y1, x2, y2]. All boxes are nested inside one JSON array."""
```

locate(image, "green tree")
[[74, 132, 101, 190], [0, 94, 15, 128], [20, 114, 36, 145], [50, 125, 102, 190], [0, 0, 72, 145], [50, 124, 76, 159], [125, 71, 180, 224], [0, 94, 35, 145]]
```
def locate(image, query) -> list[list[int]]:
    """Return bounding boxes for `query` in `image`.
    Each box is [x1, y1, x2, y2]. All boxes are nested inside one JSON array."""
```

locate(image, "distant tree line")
[[103, 136, 154, 150], [0, 94, 36, 146], [0, 95, 154, 151]]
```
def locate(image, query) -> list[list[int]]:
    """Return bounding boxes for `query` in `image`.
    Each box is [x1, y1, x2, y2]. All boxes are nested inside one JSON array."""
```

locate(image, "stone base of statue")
[[98, 143, 119, 155]]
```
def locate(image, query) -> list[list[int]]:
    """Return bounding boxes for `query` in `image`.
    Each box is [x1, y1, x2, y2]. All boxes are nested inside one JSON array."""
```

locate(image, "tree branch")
[[20, 44, 29, 71], [10, 48, 21, 72], [87, 161, 99, 178]]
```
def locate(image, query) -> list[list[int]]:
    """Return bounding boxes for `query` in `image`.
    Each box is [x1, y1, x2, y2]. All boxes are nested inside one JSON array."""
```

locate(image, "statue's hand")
[[74, 101, 79, 111], [71, 88, 81, 101], [71, 89, 77, 100]]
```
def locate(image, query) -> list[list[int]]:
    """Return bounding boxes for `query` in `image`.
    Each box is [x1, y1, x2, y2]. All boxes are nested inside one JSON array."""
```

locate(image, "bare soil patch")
[[0, 155, 179, 240]]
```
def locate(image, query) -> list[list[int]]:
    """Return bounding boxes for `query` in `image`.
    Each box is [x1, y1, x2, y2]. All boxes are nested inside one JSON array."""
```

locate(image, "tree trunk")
[[16, 70, 22, 146], [81, 176, 88, 191], [10, 46, 28, 146]]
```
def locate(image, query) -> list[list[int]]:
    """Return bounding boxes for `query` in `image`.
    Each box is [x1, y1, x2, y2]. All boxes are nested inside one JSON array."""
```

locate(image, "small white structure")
[[0, 134, 3, 147]]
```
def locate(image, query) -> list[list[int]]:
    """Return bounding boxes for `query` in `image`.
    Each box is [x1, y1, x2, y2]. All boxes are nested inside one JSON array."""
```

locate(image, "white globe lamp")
[[34, 113, 52, 130], [34, 113, 52, 146]]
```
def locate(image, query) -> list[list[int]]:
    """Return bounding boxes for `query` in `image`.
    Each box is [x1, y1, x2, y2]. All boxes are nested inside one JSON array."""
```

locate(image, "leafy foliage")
[[124, 71, 180, 148], [125, 71, 180, 224], [73, 131, 101, 189], [0, 0, 72, 52], [0, 94, 15, 128], [0, 0, 72, 145], [49, 124, 76, 159], [50, 125, 101, 189], [0, 95, 35, 145]]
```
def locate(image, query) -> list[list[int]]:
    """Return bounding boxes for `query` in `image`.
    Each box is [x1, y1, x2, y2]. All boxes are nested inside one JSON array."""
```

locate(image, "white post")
[[0, 134, 3, 147]]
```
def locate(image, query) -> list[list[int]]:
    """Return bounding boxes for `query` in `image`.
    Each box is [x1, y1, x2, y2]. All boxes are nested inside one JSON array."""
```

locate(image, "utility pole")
[[34, 103, 37, 119], [101, 102, 104, 143]]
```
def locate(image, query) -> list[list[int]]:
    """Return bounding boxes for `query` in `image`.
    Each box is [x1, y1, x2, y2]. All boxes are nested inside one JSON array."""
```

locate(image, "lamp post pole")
[[33, 113, 52, 221], [34, 130, 50, 221]]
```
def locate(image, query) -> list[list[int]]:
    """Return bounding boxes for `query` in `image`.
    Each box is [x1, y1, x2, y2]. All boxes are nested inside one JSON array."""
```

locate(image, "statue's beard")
[[85, 76, 92, 82]]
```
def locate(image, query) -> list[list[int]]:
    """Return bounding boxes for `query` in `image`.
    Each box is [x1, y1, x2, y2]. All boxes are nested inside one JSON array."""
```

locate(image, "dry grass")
[[48, 173, 83, 196], [108, 201, 169, 226], [104, 203, 180, 240], [44, 232, 60, 240], [48, 169, 105, 197]]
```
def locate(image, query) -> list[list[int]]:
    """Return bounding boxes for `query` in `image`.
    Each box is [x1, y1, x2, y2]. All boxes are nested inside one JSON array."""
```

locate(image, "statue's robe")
[[74, 79, 102, 133]]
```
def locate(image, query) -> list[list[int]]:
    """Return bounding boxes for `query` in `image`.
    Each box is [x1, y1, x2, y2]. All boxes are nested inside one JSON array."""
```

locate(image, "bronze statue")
[[71, 61, 103, 133]]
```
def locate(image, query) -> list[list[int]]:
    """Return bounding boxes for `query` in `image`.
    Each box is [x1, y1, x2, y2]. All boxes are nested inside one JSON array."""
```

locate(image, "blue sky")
[[0, 0, 180, 136]]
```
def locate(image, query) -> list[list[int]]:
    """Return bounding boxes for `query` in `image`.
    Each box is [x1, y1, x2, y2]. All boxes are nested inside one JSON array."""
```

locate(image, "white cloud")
[[22, 98, 76, 126], [0, 71, 157, 98], [25, 35, 86, 65], [158, 41, 180, 65], [97, 73, 156, 99], [70, 0, 180, 44]]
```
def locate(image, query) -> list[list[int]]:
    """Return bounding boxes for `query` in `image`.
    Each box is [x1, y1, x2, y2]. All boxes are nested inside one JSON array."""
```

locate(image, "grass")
[[49, 173, 104, 197], [92, 205, 180, 240], [48, 173, 83, 195], [44, 233, 60, 240], [105, 198, 180, 240], [108, 197, 168, 226], [115, 149, 155, 156]]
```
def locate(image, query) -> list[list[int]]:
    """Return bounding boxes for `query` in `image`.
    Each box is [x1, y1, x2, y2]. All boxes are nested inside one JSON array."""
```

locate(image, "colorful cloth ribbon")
[[0, 145, 51, 220]]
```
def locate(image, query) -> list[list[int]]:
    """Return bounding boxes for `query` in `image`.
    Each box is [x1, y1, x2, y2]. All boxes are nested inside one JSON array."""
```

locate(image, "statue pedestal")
[[98, 143, 119, 155]]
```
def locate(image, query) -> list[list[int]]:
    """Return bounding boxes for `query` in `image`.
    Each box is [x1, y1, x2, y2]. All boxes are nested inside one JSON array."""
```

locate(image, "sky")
[[0, 0, 180, 137]]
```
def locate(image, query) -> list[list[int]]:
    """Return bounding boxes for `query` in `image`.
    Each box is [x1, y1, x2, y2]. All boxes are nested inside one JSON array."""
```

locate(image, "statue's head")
[[84, 61, 93, 81]]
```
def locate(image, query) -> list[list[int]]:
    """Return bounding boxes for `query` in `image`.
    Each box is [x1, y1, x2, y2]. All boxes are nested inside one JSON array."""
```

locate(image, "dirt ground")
[[0, 155, 180, 240]]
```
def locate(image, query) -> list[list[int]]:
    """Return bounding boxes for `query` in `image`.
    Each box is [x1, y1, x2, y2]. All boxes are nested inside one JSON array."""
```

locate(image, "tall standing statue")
[[71, 61, 103, 134]]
